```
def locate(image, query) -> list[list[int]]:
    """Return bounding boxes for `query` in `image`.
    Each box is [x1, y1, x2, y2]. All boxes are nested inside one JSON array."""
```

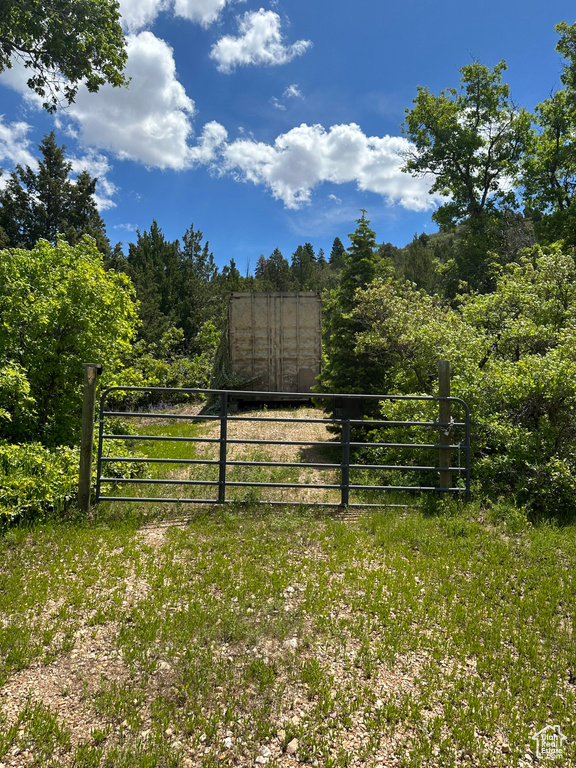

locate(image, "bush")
[[0, 435, 146, 527], [0, 443, 79, 525], [0, 237, 138, 446], [351, 244, 576, 518], [109, 322, 220, 412]]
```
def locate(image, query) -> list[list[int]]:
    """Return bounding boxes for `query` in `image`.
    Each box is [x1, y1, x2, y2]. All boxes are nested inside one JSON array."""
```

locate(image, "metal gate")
[[95, 388, 470, 508]]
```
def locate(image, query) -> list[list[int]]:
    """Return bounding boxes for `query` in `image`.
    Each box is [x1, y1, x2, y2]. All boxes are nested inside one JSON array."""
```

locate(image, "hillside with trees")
[[3, 20, 576, 521]]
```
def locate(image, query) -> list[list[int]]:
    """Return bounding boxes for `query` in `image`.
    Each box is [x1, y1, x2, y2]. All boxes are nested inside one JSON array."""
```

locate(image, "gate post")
[[218, 392, 228, 503], [340, 418, 351, 508], [438, 360, 452, 492], [78, 363, 102, 512]]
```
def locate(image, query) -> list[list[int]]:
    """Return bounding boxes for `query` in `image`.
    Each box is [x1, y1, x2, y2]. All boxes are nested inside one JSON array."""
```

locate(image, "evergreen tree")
[[65, 170, 110, 250], [178, 225, 221, 348], [266, 248, 292, 291], [329, 237, 346, 271], [320, 212, 385, 395], [126, 221, 180, 345], [339, 213, 382, 299], [378, 242, 402, 272], [315, 247, 339, 290], [219, 258, 243, 292], [399, 234, 441, 292], [291, 242, 317, 289], [119, 221, 225, 353], [105, 241, 128, 272], [254, 249, 292, 291], [254, 255, 268, 280], [0, 132, 110, 253]]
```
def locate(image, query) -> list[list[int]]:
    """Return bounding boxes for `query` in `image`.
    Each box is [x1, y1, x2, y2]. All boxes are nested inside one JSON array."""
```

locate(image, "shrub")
[[0, 436, 146, 527], [109, 322, 220, 411], [0, 443, 79, 525], [351, 244, 576, 518], [0, 237, 138, 446]]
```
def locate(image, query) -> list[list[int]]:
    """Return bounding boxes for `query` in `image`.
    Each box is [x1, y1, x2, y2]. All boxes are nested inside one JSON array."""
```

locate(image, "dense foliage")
[[0, 0, 128, 112], [5, 19, 576, 522], [350, 244, 576, 518], [0, 442, 78, 524], [402, 60, 530, 229], [0, 237, 138, 446]]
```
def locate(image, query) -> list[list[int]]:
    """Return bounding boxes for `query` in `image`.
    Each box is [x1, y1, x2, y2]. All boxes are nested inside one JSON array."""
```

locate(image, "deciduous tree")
[[352, 243, 576, 516], [402, 60, 530, 229], [0, 237, 138, 445], [522, 22, 576, 243], [0, 0, 128, 112]]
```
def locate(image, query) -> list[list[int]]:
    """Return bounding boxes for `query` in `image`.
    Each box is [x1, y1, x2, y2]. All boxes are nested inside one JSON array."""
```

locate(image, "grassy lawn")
[[0, 501, 574, 767], [0, 407, 574, 767]]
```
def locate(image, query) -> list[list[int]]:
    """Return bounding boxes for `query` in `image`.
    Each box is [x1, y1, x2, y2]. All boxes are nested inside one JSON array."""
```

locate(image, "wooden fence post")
[[438, 360, 452, 493], [78, 363, 101, 512]]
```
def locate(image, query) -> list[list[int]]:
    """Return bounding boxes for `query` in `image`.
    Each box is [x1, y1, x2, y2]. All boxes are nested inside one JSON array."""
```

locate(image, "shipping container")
[[227, 292, 322, 395]]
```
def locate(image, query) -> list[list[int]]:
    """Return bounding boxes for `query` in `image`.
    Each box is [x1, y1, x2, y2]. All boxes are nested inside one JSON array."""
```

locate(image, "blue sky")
[[0, 0, 575, 272]]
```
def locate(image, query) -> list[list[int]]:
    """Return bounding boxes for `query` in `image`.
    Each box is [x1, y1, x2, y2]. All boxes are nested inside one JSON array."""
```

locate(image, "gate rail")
[[95, 387, 471, 508]]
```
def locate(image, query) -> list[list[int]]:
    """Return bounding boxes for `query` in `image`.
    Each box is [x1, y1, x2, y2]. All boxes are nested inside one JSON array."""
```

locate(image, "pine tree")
[[291, 242, 317, 289], [178, 225, 220, 347], [220, 258, 242, 292], [0, 132, 110, 252], [266, 248, 291, 291], [126, 221, 180, 345], [329, 237, 346, 271], [320, 211, 385, 394], [254, 255, 268, 280]]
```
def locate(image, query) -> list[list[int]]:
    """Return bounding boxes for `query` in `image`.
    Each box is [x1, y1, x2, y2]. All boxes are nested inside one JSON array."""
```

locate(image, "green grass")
[[100, 407, 339, 504], [1, 409, 574, 766], [0, 501, 574, 767], [99, 414, 210, 499]]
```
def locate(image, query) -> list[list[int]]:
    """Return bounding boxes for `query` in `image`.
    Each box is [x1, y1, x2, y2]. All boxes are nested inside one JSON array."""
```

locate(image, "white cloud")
[[66, 32, 195, 170], [271, 84, 303, 111], [0, 48, 437, 215], [119, 0, 236, 31], [188, 120, 228, 165], [0, 59, 51, 109], [119, 0, 169, 32], [70, 150, 118, 210], [0, 118, 37, 174], [284, 84, 302, 99], [218, 122, 439, 210], [173, 0, 237, 27], [210, 9, 312, 73]]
